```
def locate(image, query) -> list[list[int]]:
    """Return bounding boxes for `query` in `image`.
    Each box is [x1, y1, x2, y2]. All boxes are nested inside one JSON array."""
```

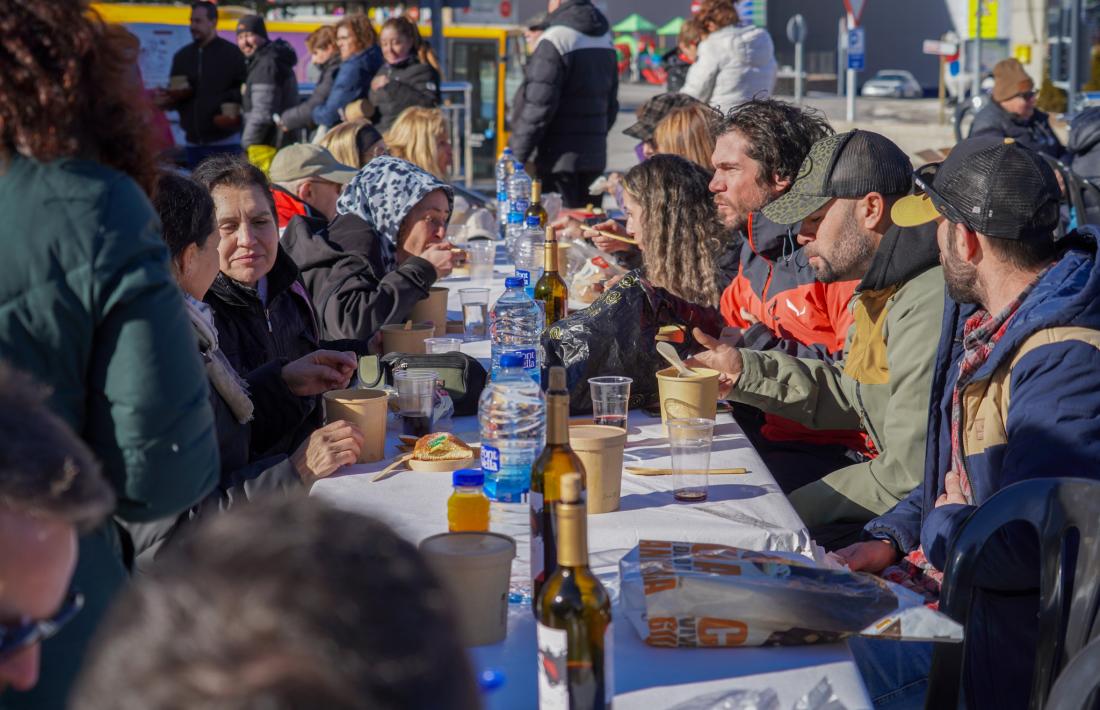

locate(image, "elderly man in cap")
[[837, 135, 1100, 709], [236, 15, 299, 172], [689, 129, 945, 547], [269, 143, 357, 231], [969, 57, 1064, 159]]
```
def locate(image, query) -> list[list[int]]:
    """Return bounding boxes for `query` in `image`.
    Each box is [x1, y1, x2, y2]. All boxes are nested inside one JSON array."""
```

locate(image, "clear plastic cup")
[[588, 376, 632, 430], [425, 336, 464, 354], [667, 417, 714, 502], [459, 288, 490, 341], [467, 240, 495, 282], [394, 370, 438, 438]]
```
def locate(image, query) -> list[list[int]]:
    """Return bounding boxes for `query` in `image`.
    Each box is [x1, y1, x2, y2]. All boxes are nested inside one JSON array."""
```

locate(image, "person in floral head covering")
[[283, 156, 456, 340]]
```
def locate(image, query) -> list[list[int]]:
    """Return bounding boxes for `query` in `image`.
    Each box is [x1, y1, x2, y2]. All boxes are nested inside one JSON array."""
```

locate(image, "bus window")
[[504, 35, 526, 133], [448, 37, 498, 181]]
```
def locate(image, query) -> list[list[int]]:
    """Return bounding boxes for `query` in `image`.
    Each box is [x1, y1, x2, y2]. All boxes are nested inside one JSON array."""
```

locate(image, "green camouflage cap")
[[762, 130, 913, 225]]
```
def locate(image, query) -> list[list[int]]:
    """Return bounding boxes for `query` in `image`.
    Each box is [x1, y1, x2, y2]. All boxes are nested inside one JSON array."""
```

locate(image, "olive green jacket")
[[731, 226, 945, 528]]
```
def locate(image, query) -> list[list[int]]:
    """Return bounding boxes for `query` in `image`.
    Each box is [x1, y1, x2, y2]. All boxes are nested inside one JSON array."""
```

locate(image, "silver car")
[[861, 70, 923, 99]]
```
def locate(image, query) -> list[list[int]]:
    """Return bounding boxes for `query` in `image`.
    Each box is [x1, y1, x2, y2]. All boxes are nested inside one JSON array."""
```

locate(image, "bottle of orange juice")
[[448, 469, 490, 532]]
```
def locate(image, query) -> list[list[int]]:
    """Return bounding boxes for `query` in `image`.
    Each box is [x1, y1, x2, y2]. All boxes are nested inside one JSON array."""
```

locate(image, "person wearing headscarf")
[[283, 156, 457, 340]]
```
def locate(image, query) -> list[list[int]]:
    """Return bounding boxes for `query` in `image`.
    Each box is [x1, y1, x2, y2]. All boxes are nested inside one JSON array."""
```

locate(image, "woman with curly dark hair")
[[0, 2, 220, 706]]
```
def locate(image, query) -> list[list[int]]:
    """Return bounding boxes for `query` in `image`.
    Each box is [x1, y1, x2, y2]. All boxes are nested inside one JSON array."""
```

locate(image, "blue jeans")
[[185, 143, 242, 170], [848, 637, 933, 709]]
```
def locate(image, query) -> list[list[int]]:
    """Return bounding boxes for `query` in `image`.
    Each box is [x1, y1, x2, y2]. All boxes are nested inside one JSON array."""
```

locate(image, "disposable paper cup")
[[568, 424, 628, 514], [656, 366, 720, 426], [168, 74, 190, 91], [322, 388, 388, 463], [410, 287, 449, 337], [420, 532, 516, 646], [220, 102, 241, 118], [381, 323, 434, 355]]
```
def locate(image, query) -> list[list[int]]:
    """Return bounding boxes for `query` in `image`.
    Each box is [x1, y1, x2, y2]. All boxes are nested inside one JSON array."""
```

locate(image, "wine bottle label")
[[530, 491, 545, 586], [604, 622, 615, 706], [536, 622, 569, 710]]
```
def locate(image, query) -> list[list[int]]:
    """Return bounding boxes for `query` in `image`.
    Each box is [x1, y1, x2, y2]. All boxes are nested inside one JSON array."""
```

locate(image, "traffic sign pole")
[[846, 14, 856, 122]]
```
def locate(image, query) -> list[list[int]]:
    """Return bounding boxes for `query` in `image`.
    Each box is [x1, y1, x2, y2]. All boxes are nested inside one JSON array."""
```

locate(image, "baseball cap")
[[268, 144, 358, 186], [762, 130, 913, 225], [623, 93, 706, 141], [891, 136, 1061, 240]]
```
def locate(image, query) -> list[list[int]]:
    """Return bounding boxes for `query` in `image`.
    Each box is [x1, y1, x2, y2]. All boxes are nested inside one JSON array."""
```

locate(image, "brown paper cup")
[[168, 75, 190, 91], [220, 102, 241, 118], [381, 323, 434, 355], [322, 388, 388, 463], [420, 532, 516, 646], [656, 366, 720, 426], [569, 425, 628, 514], [409, 287, 449, 337]]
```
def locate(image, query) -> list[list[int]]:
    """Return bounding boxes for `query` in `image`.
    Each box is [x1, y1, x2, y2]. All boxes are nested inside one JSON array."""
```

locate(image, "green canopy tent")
[[657, 17, 684, 36], [612, 13, 656, 33]]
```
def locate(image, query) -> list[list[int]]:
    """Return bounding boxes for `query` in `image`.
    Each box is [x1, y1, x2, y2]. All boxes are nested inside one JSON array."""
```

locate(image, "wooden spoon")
[[372, 453, 413, 482], [587, 228, 638, 246], [656, 341, 696, 378]]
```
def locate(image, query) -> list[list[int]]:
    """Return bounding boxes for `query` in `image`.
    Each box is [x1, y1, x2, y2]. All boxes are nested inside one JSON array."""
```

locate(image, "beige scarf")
[[184, 294, 254, 424]]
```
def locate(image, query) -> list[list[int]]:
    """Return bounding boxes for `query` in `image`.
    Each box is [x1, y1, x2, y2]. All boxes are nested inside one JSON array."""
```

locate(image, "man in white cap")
[[269, 143, 357, 232]]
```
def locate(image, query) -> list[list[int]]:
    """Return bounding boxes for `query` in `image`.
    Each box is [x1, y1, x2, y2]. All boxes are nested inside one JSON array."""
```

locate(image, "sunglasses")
[[0, 591, 84, 661], [913, 162, 969, 226], [1013, 90, 1037, 101]]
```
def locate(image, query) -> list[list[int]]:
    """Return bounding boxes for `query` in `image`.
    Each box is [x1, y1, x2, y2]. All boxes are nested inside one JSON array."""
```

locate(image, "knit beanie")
[[992, 58, 1034, 102], [236, 15, 268, 39]]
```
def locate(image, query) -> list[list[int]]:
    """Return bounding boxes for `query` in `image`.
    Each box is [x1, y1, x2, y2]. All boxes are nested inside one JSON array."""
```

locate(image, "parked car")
[[861, 70, 923, 99]]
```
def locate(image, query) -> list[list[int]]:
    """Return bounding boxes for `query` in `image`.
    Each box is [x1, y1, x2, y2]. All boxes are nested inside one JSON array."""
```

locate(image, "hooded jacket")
[[280, 54, 341, 133], [509, 0, 619, 174], [369, 55, 442, 131], [283, 157, 451, 340], [969, 101, 1064, 160], [1069, 107, 1100, 180], [680, 23, 778, 112], [662, 48, 692, 94], [169, 36, 247, 145], [242, 38, 300, 148], [866, 230, 1100, 709], [730, 221, 945, 528], [313, 46, 384, 128]]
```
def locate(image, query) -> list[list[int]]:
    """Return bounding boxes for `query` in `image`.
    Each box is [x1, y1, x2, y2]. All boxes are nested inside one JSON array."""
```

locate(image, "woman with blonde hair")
[[384, 106, 452, 180], [619, 154, 726, 306], [320, 119, 387, 168], [653, 103, 720, 170]]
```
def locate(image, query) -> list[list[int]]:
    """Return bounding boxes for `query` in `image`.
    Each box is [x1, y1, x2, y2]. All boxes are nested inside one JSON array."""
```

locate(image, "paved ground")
[[607, 82, 958, 172]]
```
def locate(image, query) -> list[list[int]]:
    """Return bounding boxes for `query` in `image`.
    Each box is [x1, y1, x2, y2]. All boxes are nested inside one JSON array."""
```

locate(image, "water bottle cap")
[[499, 353, 525, 368], [504, 276, 524, 288], [503, 148, 512, 154], [453, 468, 484, 487]]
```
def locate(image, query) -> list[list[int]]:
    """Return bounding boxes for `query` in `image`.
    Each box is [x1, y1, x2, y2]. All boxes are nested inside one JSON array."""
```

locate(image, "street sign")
[[786, 14, 807, 45], [922, 39, 959, 56], [847, 27, 865, 70], [843, 0, 867, 25]]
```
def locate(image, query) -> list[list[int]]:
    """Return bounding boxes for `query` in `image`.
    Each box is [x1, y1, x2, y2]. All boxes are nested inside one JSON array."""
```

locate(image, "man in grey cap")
[[269, 143, 357, 231], [688, 130, 946, 548]]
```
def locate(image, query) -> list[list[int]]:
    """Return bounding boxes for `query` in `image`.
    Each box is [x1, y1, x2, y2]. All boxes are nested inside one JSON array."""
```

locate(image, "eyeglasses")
[[421, 214, 450, 232], [1013, 90, 1037, 101], [0, 591, 84, 661]]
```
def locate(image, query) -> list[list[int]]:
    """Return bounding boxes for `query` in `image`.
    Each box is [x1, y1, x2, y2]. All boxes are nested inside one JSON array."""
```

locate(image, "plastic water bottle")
[[490, 276, 544, 384], [495, 148, 514, 239], [513, 229, 545, 298], [479, 353, 546, 502]]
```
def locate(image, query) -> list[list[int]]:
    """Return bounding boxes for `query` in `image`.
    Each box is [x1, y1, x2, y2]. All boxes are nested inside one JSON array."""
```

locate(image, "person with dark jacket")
[[160, 2, 247, 168], [969, 58, 1064, 160], [510, 0, 619, 208], [236, 16, 299, 168], [284, 157, 457, 341], [278, 26, 340, 136], [840, 137, 1100, 710], [662, 17, 702, 94], [368, 17, 442, 131], [313, 14, 384, 130]]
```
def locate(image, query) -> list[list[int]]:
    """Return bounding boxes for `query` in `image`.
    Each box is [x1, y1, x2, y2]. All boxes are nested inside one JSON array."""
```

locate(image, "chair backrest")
[[925, 477, 1100, 709], [1045, 635, 1100, 710]]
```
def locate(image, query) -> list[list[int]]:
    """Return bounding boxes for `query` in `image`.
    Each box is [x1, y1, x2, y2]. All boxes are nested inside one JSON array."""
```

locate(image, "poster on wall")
[[127, 23, 192, 87]]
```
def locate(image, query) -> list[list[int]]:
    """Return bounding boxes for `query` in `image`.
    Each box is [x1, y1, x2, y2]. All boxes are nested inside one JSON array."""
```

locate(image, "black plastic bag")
[[542, 271, 724, 413]]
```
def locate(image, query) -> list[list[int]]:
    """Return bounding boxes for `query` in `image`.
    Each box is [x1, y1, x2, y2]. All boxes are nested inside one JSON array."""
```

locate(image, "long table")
[[310, 265, 873, 709]]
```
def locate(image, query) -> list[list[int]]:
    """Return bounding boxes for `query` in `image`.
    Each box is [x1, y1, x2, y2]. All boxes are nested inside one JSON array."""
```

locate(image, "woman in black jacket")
[[283, 156, 456, 341], [368, 16, 442, 131], [279, 26, 340, 136]]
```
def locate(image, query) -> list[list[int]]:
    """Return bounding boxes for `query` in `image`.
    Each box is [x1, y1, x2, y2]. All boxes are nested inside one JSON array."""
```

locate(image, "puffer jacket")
[[0, 155, 218, 710], [313, 46, 383, 128], [720, 212, 863, 450], [729, 222, 945, 527], [509, 0, 619, 175], [242, 38, 300, 148], [283, 213, 437, 340], [204, 247, 319, 455], [1069, 106, 1100, 180], [663, 48, 692, 94], [280, 54, 340, 133], [680, 23, 777, 112], [866, 230, 1100, 710], [369, 55, 442, 131], [969, 100, 1065, 160]]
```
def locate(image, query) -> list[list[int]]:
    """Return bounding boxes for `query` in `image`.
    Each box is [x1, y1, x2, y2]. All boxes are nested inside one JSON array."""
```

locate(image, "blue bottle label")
[[514, 348, 537, 370], [516, 269, 531, 286], [508, 212, 524, 224], [513, 198, 529, 213], [525, 216, 541, 228], [481, 445, 501, 473], [497, 190, 507, 201]]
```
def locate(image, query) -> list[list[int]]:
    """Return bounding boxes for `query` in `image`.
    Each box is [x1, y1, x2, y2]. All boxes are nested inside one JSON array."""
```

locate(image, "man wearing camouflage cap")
[[689, 130, 945, 546]]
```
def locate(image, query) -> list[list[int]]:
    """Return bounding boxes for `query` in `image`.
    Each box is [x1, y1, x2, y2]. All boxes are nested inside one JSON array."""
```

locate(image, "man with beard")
[[689, 130, 945, 548], [836, 136, 1100, 709], [159, 2, 247, 168], [236, 15, 299, 173]]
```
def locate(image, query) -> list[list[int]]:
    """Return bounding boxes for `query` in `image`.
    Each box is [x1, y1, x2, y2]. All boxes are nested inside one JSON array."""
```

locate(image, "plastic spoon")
[[656, 341, 696, 378]]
